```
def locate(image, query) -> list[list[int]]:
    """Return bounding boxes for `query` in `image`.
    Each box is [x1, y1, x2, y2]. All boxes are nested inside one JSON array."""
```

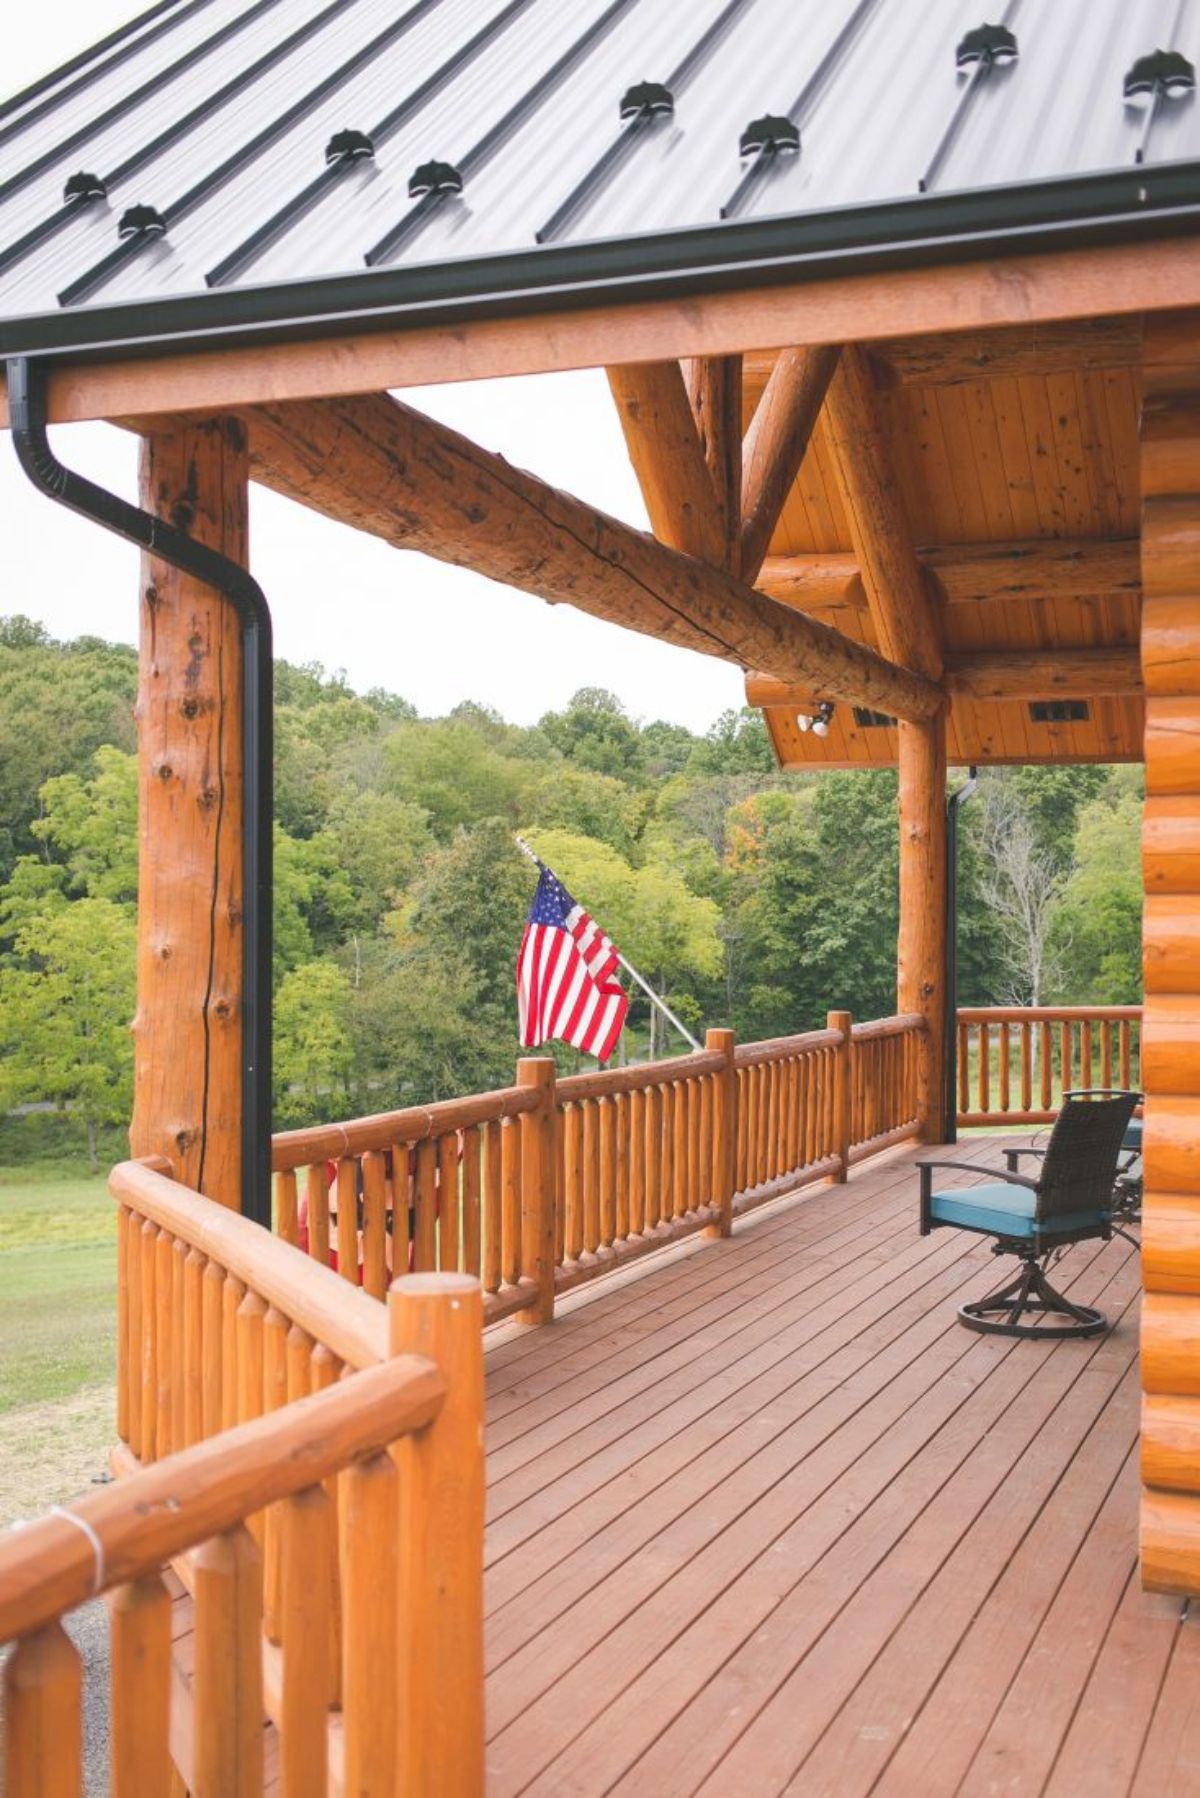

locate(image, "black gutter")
[[3, 157, 1200, 364], [943, 767, 979, 1143], [5, 357, 273, 1228]]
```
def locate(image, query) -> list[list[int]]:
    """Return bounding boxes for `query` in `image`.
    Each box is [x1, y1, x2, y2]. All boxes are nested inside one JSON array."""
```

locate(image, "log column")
[[130, 418, 249, 1210], [898, 716, 948, 1143], [1139, 326, 1200, 1591], [826, 346, 948, 1144]]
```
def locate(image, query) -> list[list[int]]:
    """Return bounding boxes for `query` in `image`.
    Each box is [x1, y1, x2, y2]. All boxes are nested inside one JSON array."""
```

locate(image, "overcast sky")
[[1, 7, 746, 732]]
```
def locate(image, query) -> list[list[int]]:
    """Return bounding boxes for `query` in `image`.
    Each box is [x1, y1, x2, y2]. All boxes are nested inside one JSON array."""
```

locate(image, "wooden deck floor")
[[482, 1137, 1197, 1798]]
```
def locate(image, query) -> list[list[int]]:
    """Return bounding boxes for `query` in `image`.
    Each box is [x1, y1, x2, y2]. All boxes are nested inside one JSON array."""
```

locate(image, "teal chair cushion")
[[929, 1182, 1109, 1240], [1123, 1119, 1142, 1152]]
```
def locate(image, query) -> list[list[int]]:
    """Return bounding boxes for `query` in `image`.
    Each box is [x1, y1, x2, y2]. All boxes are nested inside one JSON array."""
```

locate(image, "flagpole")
[[515, 836, 702, 1054]]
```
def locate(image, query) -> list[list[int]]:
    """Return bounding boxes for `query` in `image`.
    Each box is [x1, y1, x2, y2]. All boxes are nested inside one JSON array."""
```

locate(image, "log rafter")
[[243, 391, 943, 722], [758, 537, 1142, 609], [684, 355, 743, 570], [738, 344, 841, 584], [746, 647, 1144, 708], [824, 344, 943, 681], [605, 361, 726, 566]]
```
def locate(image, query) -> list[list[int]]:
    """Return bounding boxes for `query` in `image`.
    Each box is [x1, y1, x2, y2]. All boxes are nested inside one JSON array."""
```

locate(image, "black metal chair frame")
[[919, 1091, 1140, 1340], [1004, 1088, 1144, 1223]]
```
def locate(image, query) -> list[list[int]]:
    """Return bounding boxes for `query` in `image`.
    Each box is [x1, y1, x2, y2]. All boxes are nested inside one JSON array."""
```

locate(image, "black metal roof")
[[2, 0, 1200, 362]]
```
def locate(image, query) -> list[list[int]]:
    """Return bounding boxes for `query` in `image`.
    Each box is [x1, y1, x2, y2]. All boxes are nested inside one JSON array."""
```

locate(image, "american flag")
[[517, 861, 629, 1061]]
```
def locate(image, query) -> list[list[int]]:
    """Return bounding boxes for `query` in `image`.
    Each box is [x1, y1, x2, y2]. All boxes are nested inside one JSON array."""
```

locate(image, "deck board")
[[485, 1138, 1191, 1797]]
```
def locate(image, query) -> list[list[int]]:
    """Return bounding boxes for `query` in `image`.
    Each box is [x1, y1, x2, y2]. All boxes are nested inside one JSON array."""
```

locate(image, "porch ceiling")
[[746, 334, 1145, 768]]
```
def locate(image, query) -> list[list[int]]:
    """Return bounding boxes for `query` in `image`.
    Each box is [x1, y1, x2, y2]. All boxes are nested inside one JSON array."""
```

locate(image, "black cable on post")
[[944, 766, 979, 1143], [6, 356, 274, 1227]]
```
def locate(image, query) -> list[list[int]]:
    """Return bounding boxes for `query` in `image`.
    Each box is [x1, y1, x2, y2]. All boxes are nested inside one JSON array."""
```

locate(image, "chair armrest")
[[1003, 1145, 1047, 1172], [917, 1158, 1040, 1192]]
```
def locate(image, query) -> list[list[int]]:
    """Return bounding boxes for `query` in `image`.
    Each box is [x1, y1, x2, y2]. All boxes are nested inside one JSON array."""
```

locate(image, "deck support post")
[[390, 1274, 485, 1796], [131, 418, 250, 1211], [1139, 326, 1200, 1593], [898, 715, 948, 1144], [515, 1057, 557, 1326], [827, 1011, 853, 1181], [704, 1028, 737, 1235]]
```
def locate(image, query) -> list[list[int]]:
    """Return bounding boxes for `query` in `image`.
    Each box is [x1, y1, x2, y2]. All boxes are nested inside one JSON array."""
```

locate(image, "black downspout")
[[7, 356, 273, 1227], [943, 766, 979, 1145]]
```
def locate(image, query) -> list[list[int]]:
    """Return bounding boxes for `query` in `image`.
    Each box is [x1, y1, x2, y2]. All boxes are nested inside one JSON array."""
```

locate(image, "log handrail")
[[851, 1012, 924, 1042], [734, 1027, 842, 1068], [111, 1158, 389, 1369], [955, 1004, 1142, 1128], [271, 1082, 539, 1170], [957, 1005, 1141, 1024], [0, 1353, 444, 1645], [557, 1047, 727, 1099]]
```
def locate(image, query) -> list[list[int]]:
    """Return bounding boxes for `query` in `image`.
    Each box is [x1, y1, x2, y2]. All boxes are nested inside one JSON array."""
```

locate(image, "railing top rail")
[[851, 1013, 924, 1042], [0, 1347, 447, 1645], [557, 1048, 726, 1102], [271, 1083, 539, 1169], [735, 1027, 841, 1068], [110, 1159, 390, 1367], [957, 1005, 1142, 1024]]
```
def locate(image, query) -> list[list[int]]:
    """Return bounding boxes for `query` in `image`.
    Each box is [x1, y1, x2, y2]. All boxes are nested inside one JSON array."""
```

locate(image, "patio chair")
[[918, 1091, 1139, 1338], [1003, 1089, 1144, 1221]]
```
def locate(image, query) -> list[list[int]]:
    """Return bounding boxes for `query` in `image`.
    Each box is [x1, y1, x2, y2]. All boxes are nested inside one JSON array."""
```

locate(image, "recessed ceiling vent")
[[853, 707, 896, 729], [1029, 699, 1089, 723]]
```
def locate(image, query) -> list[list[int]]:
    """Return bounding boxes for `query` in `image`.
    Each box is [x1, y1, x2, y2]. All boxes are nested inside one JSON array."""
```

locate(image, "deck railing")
[[270, 1011, 925, 1328], [2, 1252, 484, 1797], [955, 1005, 1142, 1127]]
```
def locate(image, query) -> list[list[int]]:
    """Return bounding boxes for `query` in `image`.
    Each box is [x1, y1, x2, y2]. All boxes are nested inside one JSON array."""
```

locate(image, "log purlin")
[[243, 391, 943, 722], [1140, 338, 1200, 1594]]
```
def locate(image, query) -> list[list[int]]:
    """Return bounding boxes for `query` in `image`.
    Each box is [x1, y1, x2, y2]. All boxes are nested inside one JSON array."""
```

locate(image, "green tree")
[[1054, 784, 1143, 1002], [538, 689, 647, 781], [274, 960, 354, 1127], [32, 746, 138, 902], [0, 896, 136, 1167]]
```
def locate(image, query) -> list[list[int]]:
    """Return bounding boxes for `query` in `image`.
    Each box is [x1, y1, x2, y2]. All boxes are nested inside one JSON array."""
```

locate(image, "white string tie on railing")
[[49, 1505, 106, 1595]]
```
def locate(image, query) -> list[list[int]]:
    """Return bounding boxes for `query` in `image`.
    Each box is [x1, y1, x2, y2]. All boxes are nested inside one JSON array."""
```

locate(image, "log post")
[[131, 418, 250, 1211], [827, 1011, 853, 1181], [515, 1057, 556, 1326], [390, 1274, 485, 1797], [704, 1028, 737, 1237], [898, 717, 949, 1143], [1139, 324, 1200, 1594]]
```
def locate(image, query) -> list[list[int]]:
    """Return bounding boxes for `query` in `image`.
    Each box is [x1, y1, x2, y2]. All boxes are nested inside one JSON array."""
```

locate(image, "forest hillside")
[[0, 616, 1142, 1163]]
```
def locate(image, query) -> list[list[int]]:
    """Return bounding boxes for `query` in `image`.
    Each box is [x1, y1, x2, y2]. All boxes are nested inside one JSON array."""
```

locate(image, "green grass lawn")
[[0, 1166, 116, 1414]]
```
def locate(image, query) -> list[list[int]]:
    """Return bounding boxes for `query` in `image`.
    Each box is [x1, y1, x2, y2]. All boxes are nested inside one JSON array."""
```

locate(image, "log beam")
[[132, 418, 249, 1210], [739, 345, 840, 584], [244, 392, 943, 722], [759, 537, 1142, 610], [685, 355, 743, 570], [825, 346, 943, 679], [745, 647, 1144, 708], [606, 361, 725, 565]]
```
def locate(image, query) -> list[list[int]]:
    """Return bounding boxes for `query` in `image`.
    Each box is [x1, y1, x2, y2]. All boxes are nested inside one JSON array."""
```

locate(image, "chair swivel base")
[[958, 1255, 1108, 1339]]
